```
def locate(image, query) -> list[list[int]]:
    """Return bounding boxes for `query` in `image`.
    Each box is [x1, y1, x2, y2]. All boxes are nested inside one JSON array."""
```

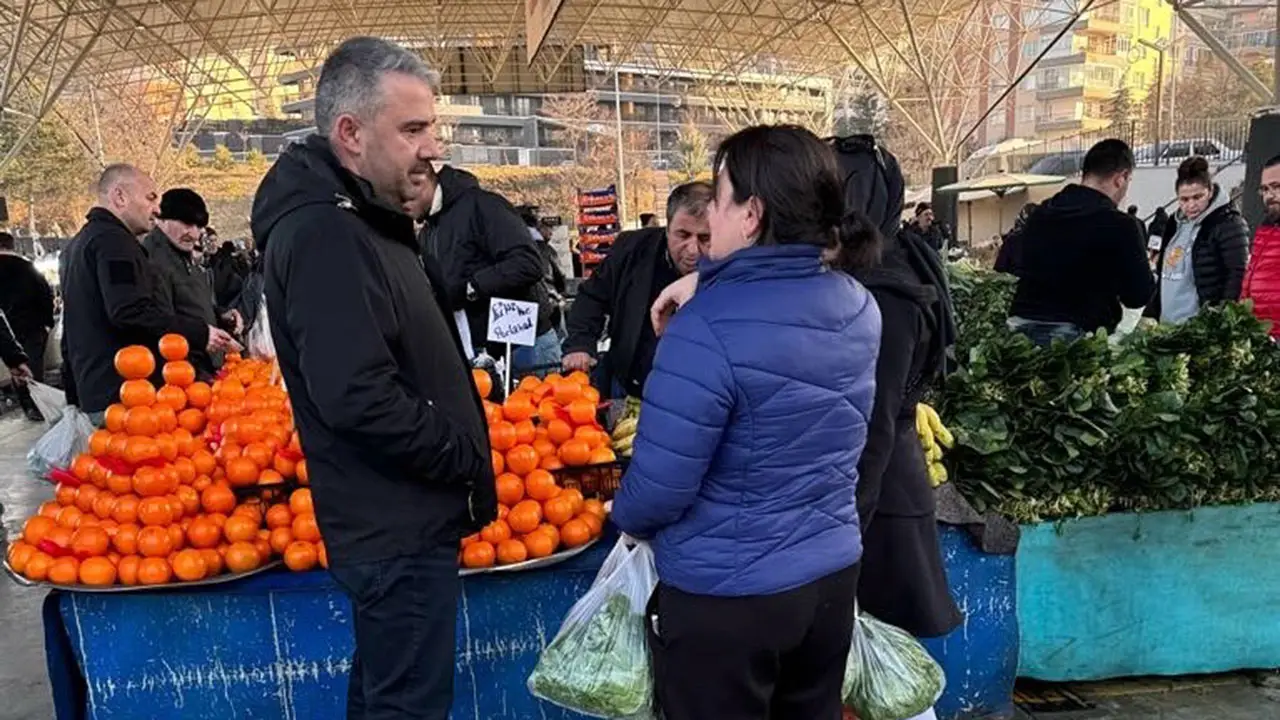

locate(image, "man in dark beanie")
[[144, 188, 241, 378]]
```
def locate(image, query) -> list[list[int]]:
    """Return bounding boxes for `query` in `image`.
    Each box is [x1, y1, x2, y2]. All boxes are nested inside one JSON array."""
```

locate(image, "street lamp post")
[[1139, 38, 1167, 166]]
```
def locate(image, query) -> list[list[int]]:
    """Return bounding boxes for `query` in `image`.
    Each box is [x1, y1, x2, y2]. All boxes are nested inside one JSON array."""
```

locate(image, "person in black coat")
[[61, 164, 237, 417], [0, 310, 33, 385], [1147, 156, 1251, 322], [561, 182, 711, 398], [0, 232, 55, 420], [209, 241, 247, 309], [850, 231, 963, 639], [993, 203, 1038, 278]]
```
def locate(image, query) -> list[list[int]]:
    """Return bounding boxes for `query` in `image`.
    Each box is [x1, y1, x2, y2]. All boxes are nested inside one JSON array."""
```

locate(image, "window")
[[1139, 8, 1150, 25], [1116, 36, 1131, 54], [1194, 141, 1221, 157]]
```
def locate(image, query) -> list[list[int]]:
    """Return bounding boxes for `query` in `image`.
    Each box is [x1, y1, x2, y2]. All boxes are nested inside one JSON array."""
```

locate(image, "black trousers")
[[647, 563, 860, 720], [328, 544, 460, 720]]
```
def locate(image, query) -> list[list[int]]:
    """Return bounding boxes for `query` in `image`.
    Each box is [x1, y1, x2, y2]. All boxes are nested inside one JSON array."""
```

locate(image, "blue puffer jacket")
[[611, 244, 881, 597]]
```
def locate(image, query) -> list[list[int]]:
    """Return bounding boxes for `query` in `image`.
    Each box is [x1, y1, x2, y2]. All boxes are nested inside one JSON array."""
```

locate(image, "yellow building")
[[1021, 0, 1174, 137]]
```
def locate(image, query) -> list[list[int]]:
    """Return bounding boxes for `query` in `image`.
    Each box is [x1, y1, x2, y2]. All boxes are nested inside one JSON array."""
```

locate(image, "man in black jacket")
[[61, 164, 237, 418], [143, 188, 243, 379], [0, 310, 33, 389], [1008, 139, 1154, 345], [418, 165, 548, 366], [0, 232, 54, 420], [562, 182, 711, 398], [252, 37, 495, 719]]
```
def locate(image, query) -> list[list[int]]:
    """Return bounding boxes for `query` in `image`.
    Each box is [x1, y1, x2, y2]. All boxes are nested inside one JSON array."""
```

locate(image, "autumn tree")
[[0, 113, 96, 233], [673, 119, 710, 180]]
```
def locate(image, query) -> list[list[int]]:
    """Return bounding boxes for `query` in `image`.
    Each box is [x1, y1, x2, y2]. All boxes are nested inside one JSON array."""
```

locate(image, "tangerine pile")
[[5, 338, 323, 586], [460, 370, 611, 569]]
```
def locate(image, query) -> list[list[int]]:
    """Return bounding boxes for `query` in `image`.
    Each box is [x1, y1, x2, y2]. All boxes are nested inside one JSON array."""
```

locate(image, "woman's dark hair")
[[713, 124, 880, 271], [1176, 156, 1212, 189]]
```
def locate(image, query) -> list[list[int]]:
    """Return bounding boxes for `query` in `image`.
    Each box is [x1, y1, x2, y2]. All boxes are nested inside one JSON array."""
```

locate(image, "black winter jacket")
[[0, 253, 54, 339], [853, 239, 962, 638], [253, 136, 495, 566], [61, 208, 209, 413], [0, 311, 27, 369], [419, 167, 548, 354], [563, 227, 669, 398], [143, 229, 221, 378], [1147, 188, 1251, 318], [1009, 184, 1154, 333]]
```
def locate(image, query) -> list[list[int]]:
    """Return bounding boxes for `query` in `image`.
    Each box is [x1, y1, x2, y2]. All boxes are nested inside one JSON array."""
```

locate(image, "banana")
[[923, 404, 955, 449], [614, 433, 635, 455], [928, 463, 948, 487], [916, 406, 935, 450], [611, 417, 639, 441]]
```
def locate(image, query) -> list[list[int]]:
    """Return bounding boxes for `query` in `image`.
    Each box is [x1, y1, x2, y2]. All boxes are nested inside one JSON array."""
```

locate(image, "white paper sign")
[[486, 297, 539, 347]]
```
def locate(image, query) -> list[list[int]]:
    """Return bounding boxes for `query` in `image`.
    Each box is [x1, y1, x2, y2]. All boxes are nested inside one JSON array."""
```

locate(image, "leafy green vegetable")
[[842, 613, 946, 720], [528, 593, 652, 718]]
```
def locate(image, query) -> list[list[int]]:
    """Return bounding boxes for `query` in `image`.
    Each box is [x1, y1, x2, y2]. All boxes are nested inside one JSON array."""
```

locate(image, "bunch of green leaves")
[[945, 262, 1017, 362]]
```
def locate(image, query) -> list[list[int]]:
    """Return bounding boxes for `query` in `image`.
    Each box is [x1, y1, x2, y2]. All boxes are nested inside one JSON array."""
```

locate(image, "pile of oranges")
[[460, 371, 612, 569], [5, 337, 324, 587]]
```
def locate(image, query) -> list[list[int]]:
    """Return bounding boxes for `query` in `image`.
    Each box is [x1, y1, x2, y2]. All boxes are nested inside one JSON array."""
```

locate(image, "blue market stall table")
[[42, 525, 1018, 720]]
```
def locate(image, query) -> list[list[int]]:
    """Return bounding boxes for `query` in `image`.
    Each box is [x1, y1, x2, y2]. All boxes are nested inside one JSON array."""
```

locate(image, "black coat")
[[0, 311, 26, 368], [143, 229, 220, 378], [0, 253, 54, 340], [563, 227, 667, 397], [853, 241, 963, 639], [419, 167, 548, 353], [209, 248, 247, 309], [1147, 191, 1251, 318], [61, 208, 209, 413], [253, 135, 495, 566]]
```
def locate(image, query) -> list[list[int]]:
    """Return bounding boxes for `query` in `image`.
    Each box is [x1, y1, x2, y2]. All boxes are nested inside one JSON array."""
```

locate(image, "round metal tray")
[[459, 535, 599, 577], [3, 558, 283, 593]]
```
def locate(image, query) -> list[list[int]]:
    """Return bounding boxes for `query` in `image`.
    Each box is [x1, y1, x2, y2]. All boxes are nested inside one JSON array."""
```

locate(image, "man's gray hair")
[[314, 36, 440, 137], [96, 163, 141, 198], [665, 181, 713, 224]]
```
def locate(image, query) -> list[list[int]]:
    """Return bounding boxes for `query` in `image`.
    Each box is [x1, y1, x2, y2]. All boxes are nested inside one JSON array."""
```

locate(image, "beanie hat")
[[159, 188, 209, 228]]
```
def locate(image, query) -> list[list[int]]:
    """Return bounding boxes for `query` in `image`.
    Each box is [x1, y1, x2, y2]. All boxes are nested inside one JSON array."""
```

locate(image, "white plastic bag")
[[26, 381, 66, 424], [27, 407, 95, 479], [246, 293, 274, 360], [841, 611, 946, 720], [528, 537, 658, 718]]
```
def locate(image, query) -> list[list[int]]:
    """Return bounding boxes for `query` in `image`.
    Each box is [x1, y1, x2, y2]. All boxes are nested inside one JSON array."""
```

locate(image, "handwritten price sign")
[[486, 298, 539, 347]]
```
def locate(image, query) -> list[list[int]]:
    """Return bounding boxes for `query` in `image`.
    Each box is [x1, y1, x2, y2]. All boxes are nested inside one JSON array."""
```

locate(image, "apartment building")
[[1178, 1, 1276, 74]]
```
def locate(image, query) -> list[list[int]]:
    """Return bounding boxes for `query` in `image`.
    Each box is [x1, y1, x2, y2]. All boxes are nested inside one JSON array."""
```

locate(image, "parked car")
[[1133, 138, 1242, 167]]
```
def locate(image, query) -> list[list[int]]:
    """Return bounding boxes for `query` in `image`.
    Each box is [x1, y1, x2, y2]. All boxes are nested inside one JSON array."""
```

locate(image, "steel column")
[[1170, 0, 1273, 103]]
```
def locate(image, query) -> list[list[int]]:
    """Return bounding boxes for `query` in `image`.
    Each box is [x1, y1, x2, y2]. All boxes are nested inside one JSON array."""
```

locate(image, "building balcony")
[[1036, 83, 1114, 101], [1074, 14, 1125, 36], [1039, 50, 1129, 69]]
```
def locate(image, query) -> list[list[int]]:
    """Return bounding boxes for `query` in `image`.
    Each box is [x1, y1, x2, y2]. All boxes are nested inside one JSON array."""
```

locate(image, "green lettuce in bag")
[[842, 612, 946, 720]]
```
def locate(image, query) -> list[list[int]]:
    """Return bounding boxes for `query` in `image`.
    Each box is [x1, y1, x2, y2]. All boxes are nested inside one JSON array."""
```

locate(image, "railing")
[[1000, 117, 1252, 173]]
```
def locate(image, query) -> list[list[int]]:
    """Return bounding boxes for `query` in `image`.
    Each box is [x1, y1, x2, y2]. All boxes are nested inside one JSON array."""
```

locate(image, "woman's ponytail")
[[829, 208, 883, 273]]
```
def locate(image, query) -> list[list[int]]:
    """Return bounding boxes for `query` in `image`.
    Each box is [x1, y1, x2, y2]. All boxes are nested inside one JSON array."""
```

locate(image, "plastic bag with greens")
[[842, 611, 946, 720], [528, 537, 657, 718]]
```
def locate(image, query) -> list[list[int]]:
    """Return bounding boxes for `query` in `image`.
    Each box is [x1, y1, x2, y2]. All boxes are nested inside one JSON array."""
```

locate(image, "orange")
[[178, 408, 206, 433], [175, 486, 201, 516], [107, 433, 130, 459], [120, 379, 157, 408], [111, 494, 142, 524], [496, 474, 524, 506], [201, 484, 237, 514], [39, 501, 62, 519], [574, 425, 603, 443], [55, 483, 78, 506], [507, 500, 543, 534], [578, 511, 604, 537], [223, 514, 259, 543], [559, 488, 586, 515], [553, 379, 583, 405], [472, 368, 493, 399], [243, 443, 273, 470], [114, 346, 156, 381], [513, 420, 536, 445], [137, 557, 172, 585], [192, 450, 217, 476], [7, 543, 35, 573], [45, 526, 74, 551], [547, 419, 573, 445], [235, 420, 265, 445], [582, 386, 601, 404], [154, 434, 178, 462], [89, 429, 113, 457], [56, 506, 84, 529], [506, 445, 539, 476], [560, 518, 592, 548], [225, 457, 259, 488], [295, 459, 309, 485], [24, 552, 54, 581], [483, 401, 503, 426], [224, 542, 261, 573], [525, 470, 560, 502], [116, 555, 141, 585], [123, 437, 160, 467], [269, 527, 294, 554], [74, 485, 100, 513], [153, 406, 178, 433], [523, 531, 557, 558], [186, 517, 220, 549], [137, 526, 173, 557], [491, 451, 504, 476], [272, 453, 297, 479], [171, 549, 207, 581], [567, 399, 597, 426], [317, 542, 328, 569], [517, 376, 542, 394], [582, 498, 607, 519], [70, 526, 110, 558], [289, 488, 314, 516], [283, 541, 318, 572], [291, 513, 321, 543], [48, 557, 80, 585], [185, 381, 213, 409], [261, 467, 286, 486], [489, 422, 517, 452], [158, 334, 189, 362], [123, 406, 158, 436], [496, 539, 528, 565], [132, 466, 167, 498], [78, 557, 117, 586], [542, 495, 576, 527], [162, 361, 197, 388], [156, 384, 188, 411], [137, 497, 175, 526], [480, 519, 512, 545], [558, 439, 592, 467], [173, 457, 197, 485], [461, 541, 496, 568], [532, 439, 558, 460], [199, 548, 224, 577], [540, 453, 565, 472], [566, 370, 591, 386], [502, 394, 536, 423], [537, 399, 560, 424], [103, 404, 129, 433], [265, 504, 293, 530], [589, 447, 617, 464]]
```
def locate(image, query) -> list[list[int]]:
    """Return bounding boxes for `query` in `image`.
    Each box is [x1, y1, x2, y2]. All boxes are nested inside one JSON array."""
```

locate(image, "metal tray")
[[459, 536, 599, 577], [3, 558, 283, 593]]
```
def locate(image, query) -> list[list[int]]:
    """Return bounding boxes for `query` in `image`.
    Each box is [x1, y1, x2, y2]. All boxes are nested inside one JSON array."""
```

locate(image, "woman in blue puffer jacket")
[[611, 125, 882, 720]]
